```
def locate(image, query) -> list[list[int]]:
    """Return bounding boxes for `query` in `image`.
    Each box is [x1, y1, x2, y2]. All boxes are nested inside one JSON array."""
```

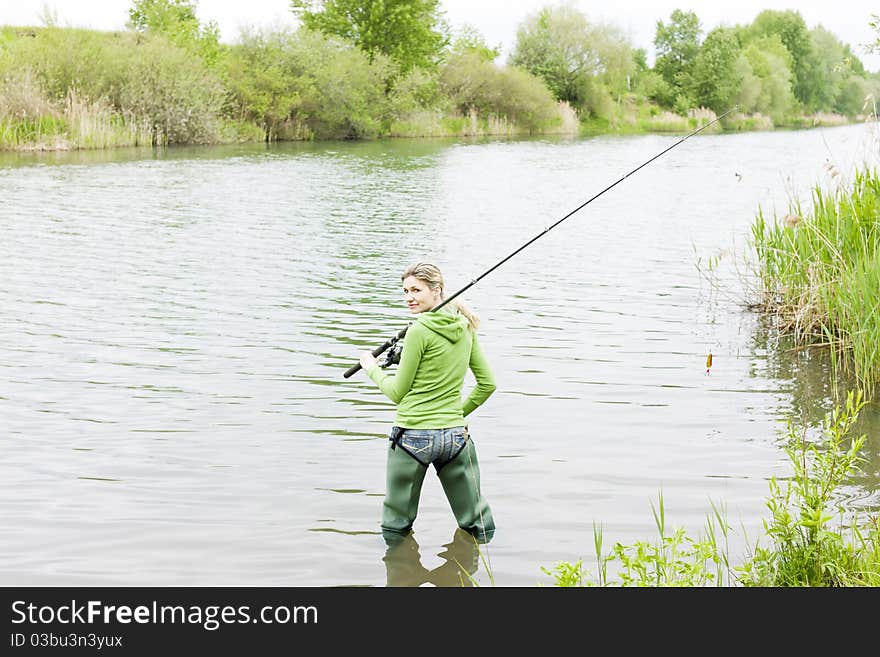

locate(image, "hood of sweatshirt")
[[416, 307, 468, 343]]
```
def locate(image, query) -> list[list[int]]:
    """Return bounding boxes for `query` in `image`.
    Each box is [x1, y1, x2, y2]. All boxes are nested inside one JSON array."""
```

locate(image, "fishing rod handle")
[[342, 326, 409, 378]]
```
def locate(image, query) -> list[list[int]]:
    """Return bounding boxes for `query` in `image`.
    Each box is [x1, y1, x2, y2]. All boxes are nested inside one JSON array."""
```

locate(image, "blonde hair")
[[402, 262, 480, 330]]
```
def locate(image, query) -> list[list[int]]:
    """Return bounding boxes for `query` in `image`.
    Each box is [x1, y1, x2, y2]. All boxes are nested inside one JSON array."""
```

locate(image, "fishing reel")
[[380, 334, 403, 369]]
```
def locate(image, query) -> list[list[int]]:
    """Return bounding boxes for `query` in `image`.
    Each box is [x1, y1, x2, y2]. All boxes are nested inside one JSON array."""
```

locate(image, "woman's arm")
[[363, 325, 425, 404], [462, 332, 496, 417]]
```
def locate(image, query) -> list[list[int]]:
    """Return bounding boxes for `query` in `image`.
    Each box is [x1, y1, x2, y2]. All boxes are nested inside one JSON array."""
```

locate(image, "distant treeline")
[[1, 0, 878, 150]]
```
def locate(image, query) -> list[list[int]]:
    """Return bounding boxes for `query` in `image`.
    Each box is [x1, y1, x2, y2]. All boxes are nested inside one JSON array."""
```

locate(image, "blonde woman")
[[359, 262, 496, 544]]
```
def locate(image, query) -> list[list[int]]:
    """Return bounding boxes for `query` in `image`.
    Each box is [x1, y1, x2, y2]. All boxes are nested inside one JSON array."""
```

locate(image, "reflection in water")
[[383, 529, 483, 587], [749, 316, 880, 509]]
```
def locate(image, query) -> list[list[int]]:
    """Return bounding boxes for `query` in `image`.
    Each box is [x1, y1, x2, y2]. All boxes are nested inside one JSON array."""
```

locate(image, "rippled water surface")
[[2, 125, 879, 586]]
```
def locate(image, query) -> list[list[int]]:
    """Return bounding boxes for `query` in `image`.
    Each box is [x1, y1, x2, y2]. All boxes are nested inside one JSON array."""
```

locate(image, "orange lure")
[[705, 352, 713, 374]]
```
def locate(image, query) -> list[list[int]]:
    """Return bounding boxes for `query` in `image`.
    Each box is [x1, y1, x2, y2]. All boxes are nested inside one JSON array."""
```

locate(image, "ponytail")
[[448, 298, 480, 331]]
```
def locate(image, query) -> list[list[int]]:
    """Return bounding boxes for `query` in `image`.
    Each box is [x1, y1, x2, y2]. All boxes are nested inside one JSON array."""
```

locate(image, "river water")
[[2, 123, 878, 586]]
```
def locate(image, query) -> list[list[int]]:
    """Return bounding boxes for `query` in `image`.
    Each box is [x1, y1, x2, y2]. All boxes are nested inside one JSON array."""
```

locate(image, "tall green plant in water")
[[542, 493, 732, 587], [751, 168, 880, 393], [738, 391, 880, 586]]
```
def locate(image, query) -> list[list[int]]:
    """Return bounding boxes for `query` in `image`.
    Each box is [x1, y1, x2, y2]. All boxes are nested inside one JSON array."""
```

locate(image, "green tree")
[[510, 4, 632, 111], [128, 0, 221, 65], [222, 28, 309, 141], [449, 24, 500, 63], [224, 27, 392, 140], [690, 27, 742, 113], [653, 9, 701, 107], [747, 10, 811, 109], [842, 44, 866, 77], [634, 70, 673, 105], [289, 0, 448, 72], [739, 35, 796, 124], [632, 47, 648, 75], [589, 21, 636, 100], [733, 55, 760, 115], [805, 26, 846, 111], [629, 47, 655, 96], [836, 76, 868, 116]]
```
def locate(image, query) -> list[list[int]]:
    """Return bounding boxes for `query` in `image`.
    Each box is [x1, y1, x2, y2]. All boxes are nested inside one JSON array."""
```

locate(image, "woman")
[[359, 262, 496, 544]]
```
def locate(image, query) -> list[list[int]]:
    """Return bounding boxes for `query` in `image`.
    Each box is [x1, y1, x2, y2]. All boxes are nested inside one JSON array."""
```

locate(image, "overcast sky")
[[2, 0, 879, 71]]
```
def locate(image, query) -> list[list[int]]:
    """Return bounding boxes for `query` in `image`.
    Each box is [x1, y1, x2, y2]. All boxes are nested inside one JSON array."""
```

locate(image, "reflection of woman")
[[359, 262, 496, 544], [383, 528, 481, 587]]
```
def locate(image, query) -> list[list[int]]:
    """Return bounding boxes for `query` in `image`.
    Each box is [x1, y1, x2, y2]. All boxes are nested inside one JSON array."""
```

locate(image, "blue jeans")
[[394, 426, 469, 470]]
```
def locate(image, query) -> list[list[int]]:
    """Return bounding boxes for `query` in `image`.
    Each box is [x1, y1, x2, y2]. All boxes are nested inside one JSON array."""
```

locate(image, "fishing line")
[[344, 106, 735, 377]]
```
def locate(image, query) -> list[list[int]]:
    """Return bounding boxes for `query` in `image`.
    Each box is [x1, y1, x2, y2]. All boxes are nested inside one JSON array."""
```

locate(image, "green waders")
[[381, 439, 495, 543]]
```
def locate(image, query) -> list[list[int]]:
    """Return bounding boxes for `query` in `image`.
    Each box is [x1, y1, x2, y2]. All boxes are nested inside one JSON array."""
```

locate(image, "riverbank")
[[0, 96, 583, 152], [581, 105, 859, 136], [0, 24, 573, 151], [0, 24, 867, 153], [0, 102, 862, 153]]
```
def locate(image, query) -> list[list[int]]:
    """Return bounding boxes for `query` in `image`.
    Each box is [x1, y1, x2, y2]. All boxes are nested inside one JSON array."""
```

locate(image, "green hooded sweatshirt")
[[365, 308, 496, 429]]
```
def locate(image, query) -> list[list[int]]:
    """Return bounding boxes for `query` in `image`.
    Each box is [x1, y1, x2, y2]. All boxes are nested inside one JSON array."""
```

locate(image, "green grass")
[[751, 168, 880, 393], [0, 94, 156, 150], [543, 494, 733, 587], [0, 115, 67, 148]]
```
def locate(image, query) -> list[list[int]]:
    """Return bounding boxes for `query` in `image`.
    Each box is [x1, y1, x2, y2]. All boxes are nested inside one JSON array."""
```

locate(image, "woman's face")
[[402, 275, 441, 314]]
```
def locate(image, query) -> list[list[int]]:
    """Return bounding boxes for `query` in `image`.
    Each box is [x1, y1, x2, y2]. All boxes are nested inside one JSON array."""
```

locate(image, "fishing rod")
[[343, 106, 736, 379]]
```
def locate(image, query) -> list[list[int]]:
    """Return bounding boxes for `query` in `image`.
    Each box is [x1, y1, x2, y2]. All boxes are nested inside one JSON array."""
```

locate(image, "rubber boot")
[[381, 443, 428, 539], [437, 440, 495, 543]]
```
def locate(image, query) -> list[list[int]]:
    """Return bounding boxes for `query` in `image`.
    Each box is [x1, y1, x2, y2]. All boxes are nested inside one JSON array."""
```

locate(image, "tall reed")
[[0, 69, 66, 149], [65, 89, 153, 149], [751, 168, 880, 393]]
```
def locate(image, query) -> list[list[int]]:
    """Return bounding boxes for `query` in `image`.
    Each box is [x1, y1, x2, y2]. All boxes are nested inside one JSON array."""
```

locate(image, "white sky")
[[2, 1, 879, 71]]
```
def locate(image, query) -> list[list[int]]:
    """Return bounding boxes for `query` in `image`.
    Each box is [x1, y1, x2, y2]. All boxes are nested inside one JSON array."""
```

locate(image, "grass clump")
[[544, 390, 880, 586], [750, 168, 880, 393], [543, 494, 733, 587]]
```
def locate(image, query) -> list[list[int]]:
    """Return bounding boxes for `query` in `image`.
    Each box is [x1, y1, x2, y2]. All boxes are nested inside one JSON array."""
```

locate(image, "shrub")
[[0, 26, 225, 146], [440, 52, 559, 133], [223, 28, 392, 141]]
